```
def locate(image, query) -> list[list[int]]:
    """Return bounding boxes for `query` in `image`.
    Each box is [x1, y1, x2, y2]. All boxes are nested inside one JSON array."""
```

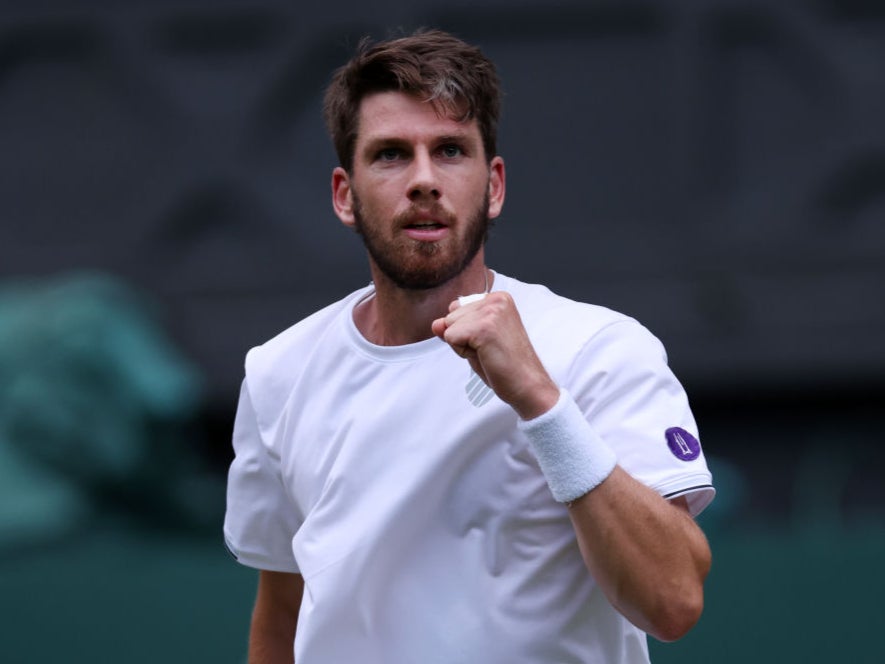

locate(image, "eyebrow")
[[361, 132, 476, 153]]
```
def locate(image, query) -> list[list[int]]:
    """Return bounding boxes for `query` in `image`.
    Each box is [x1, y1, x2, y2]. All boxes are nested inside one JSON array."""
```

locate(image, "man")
[[224, 29, 714, 663]]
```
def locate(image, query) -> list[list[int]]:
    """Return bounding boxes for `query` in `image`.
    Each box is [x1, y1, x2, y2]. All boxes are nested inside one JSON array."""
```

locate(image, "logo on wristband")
[[665, 427, 701, 461]]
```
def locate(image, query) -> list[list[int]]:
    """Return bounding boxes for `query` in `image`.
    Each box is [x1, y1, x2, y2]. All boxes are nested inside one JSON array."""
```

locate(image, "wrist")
[[518, 389, 617, 503], [511, 379, 561, 421]]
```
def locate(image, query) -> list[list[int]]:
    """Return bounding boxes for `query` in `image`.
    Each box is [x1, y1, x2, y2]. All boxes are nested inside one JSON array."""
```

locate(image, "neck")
[[354, 260, 491, 346]]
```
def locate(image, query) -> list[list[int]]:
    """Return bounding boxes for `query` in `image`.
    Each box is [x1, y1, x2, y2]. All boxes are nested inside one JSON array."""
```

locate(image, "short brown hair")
[[323, 29, 501, 172]]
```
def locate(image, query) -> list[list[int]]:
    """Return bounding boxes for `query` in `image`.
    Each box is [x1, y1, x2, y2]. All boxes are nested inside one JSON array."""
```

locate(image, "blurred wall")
[[2, 0, 883, 404]]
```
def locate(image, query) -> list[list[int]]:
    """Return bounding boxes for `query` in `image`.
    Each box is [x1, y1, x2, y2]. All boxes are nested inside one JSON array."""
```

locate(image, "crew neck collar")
[[342, 271, 505, 362]]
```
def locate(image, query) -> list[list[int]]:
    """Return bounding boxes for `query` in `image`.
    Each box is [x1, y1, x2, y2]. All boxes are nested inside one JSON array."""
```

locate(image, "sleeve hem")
[[223, 533, 300, 574], [662, 484, 715, 517]]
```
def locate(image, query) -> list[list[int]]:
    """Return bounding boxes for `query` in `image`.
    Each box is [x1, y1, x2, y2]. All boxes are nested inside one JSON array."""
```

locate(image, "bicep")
[[668, 495, 690, 513], [254, 570, 304, 621], [249, 571, 303, 663]]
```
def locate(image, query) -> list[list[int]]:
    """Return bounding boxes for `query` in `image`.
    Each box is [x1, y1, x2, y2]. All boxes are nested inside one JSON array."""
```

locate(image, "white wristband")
[[518, 389, 617, 503]]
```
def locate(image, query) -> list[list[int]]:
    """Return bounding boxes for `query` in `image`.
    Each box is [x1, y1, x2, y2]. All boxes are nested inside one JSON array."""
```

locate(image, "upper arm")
[[565, 320, 715, 516], [249, 571, 304, 663], [225, 380, 302, 573], [254, 570, 304, 620], [669, 495, 691, 513]]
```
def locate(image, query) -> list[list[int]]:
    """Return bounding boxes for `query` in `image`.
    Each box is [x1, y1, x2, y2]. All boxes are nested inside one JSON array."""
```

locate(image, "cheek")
[[361, 180, 402, 210]]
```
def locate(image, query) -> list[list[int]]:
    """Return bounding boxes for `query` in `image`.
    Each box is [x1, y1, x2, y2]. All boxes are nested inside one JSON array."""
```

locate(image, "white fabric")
[[224, 272, 714, 663], [519, 388, 618, 502]]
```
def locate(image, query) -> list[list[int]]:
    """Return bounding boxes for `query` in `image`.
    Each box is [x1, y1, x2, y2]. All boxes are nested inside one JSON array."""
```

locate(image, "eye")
[[439, 143, 463, 159], [376, 147, 403, 162]]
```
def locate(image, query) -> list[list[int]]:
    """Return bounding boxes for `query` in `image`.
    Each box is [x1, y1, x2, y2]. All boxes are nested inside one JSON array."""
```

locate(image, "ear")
[[331, 167, 355, 228], [487, 156, 506, 220]]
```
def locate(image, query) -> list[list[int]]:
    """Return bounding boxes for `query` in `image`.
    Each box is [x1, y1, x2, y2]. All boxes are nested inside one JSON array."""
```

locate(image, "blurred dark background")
[[0, 1, 883, 661]]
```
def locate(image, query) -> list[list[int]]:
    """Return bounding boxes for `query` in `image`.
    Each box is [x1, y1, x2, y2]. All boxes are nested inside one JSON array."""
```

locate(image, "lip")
[[404, 220, 449, 242], [402, 214, 450, 241]]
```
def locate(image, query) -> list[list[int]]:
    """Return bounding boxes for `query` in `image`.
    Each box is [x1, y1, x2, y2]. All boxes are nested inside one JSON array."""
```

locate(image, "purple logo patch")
[[665, 427, 701, 461]]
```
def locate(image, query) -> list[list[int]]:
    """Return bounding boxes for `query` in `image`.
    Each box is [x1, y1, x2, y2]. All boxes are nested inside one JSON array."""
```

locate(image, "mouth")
[[406, 220, 445, 230], [403, 218, 449, 241]]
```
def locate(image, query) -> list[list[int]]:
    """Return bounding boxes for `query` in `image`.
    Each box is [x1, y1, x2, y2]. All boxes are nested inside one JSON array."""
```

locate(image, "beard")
[[352, 191, 492, 291]]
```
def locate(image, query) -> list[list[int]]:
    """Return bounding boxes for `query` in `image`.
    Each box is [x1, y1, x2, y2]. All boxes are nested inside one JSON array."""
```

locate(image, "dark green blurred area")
[[1, 522, 257, 663], [1, 273, 883, 662], [0, 274, 220, 546], [0, 273, 252, 661], [3, 524, 884, 662]]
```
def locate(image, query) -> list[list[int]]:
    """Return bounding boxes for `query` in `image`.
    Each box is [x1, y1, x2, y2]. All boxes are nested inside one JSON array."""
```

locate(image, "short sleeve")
[[223, 380, 301, 572], [566, 320, 715, 517]]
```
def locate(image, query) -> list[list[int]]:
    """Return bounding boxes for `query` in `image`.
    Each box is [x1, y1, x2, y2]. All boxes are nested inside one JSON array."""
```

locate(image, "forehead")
[[355, 91, 480, 145]]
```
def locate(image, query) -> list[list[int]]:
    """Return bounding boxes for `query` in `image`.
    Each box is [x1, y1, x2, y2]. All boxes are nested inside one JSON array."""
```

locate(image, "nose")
[[407, 149, 441, 202]]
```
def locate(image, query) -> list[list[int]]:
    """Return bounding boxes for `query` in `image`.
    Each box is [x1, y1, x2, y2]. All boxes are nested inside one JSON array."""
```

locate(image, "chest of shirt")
[[274, 348, 532, 516]]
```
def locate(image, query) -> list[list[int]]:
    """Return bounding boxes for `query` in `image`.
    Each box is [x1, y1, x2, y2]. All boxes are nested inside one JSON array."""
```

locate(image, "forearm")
[[518, 389, 711, 641], [568, 467, 711, 642]]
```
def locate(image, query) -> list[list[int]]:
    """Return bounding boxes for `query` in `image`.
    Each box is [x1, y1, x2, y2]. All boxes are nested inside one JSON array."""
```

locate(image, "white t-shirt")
[[224, 272, 714, 663]]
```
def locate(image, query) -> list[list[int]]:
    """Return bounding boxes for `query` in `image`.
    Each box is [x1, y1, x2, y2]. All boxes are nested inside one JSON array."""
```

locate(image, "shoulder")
[[242, 285, 371, 412], [499, 273, 668, 374], [500, 273, 645, 343]]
